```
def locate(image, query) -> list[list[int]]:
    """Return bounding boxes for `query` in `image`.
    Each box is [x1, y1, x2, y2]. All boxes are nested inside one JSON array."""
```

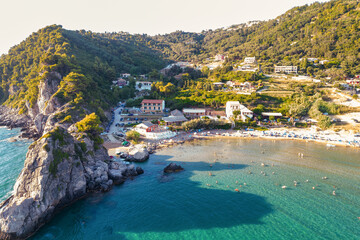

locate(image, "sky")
[[0, 0, 329, 55]]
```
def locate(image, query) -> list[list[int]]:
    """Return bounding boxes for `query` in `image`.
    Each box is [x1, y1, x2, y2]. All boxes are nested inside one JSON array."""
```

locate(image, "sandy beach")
[[104, 127, 360, 158]]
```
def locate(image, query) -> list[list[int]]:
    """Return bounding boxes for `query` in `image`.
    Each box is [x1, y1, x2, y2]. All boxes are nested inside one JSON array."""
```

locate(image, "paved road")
[[106, 105, 124, 143]]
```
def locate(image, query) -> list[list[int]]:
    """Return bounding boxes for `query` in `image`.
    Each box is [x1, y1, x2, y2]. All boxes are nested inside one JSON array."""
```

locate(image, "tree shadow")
[[31, 153, 273, 239]]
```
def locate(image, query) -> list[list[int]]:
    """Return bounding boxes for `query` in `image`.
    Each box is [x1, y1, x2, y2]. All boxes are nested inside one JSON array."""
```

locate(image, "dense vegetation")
[[0, 0, 359, 132], [116, 0, 360, 79], [0, 25, 166, 118]]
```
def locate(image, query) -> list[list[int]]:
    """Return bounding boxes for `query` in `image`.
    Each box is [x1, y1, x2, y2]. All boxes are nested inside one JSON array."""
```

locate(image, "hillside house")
[[121, 73, 131, 78], [215, 54, 225, 61], [136, 81, 152, 91], [274, 66, 298, 74], [244, 57, 256, 64], [213, 82, 225, 89]]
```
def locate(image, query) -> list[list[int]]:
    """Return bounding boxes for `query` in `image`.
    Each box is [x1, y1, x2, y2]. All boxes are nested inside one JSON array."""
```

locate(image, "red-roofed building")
[[141, 99, 165, 113]]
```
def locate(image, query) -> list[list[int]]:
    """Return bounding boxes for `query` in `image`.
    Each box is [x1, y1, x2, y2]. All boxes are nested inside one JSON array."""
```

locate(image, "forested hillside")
[[115, 0, 360, 77], [1, 0, 360, 119], [0, 25, 166, 117]]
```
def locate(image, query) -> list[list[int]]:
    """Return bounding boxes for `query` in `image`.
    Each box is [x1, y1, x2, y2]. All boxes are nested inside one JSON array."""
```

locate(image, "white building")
[[121, 73, 131, 78], [215, 54, 225, 61], [244, 57, 256, 64], [182, 108, 206, 118], [226, 101, 253, 122], [274, 66, 298, 74], [319, 60, 329, 65], [136, 81, 152, 91], [307, 58, 318, 62]]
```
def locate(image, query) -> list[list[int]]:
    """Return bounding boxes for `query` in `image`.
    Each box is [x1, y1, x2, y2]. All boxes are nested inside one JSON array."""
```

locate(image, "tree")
[[76, 113, 103, 135], [233, 110, 241, 120], [126, 130, 140, 143]]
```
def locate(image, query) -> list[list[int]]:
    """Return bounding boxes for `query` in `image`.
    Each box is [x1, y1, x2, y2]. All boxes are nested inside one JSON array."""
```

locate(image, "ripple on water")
[[21, 138, 360, 240]]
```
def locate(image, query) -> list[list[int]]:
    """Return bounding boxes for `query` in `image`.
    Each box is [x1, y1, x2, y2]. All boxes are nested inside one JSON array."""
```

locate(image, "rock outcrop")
[[0, 125, 143, 240], [126, 144, 150, 162], [164, 163, 184, 173]]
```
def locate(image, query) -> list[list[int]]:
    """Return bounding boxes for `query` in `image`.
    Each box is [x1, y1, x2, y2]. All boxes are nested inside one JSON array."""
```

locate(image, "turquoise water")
[[4, 137, 360, 239], [0, 127, 31, 202]]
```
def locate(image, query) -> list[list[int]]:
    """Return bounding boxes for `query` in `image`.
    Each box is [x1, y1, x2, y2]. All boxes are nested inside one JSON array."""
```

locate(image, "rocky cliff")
[[0, 115, 143, 239]]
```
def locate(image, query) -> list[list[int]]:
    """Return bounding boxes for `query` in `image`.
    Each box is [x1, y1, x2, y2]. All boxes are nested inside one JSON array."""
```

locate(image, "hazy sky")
[[0, 0, 329, 55]]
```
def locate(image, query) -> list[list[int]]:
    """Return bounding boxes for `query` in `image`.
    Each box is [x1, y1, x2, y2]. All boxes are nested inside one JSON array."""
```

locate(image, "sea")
[[0, 127, 31, 202], [0, 127, 359, 239]]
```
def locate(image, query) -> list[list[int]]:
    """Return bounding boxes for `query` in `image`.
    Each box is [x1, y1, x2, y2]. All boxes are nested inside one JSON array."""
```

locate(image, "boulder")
[[126, 145, 149, 162], [136, 167, 144, 175], [108, 169, 126, 184], [164, 163, 184, 173]]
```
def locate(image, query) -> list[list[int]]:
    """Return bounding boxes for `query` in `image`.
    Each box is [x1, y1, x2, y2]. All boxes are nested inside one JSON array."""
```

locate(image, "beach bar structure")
[[162, 115, 188, 126], [182, 108, 206, 119], [134, 122, 157, 135], [261, 112, 283, 119], [162, 109, 188, 126]]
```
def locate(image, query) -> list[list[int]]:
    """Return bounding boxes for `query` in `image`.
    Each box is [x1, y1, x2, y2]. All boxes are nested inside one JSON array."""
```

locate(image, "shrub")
[[126, 130, 140, 143], [182, 119, 231, 131], [49, 149, 69, 176], [76, 113, 103, 134]]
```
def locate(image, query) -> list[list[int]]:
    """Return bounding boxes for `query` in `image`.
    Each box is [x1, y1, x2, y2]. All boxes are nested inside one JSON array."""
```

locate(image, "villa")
[[136, 81, 152, 91], [244, 57, 256, 64], [226, 101, 253, 122]]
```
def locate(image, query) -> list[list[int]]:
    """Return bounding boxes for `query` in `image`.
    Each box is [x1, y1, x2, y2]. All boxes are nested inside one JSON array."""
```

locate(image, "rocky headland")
[[0, 120, 144, 239], [0, 72, 144, 239]]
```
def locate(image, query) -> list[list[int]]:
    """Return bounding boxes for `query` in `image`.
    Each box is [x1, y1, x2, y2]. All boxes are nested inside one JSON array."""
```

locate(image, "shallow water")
[[0, 127, 31, 202], [9, 138, 360, 240]]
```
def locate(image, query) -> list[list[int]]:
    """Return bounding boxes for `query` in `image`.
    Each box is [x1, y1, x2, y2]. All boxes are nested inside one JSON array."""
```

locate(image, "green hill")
[[0, 25, 166, 118], [1, 0, 360, 121], [126, 0, 360, 77]]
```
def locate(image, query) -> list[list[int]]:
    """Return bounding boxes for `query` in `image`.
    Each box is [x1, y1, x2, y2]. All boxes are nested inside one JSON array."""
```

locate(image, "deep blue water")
[[28, 138, 360, 240], [0, 130, 359, 240]]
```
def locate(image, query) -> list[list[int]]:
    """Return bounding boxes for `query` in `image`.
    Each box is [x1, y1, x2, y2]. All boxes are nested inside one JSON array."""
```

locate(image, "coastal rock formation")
[[0, 125, 143, 240], [164, 163, 184, 173], [0, 106, 39, 139], [126, 145, 150, 162]]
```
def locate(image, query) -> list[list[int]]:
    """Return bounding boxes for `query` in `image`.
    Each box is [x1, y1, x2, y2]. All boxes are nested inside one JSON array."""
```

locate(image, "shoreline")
[[105, 128, 360, 159]]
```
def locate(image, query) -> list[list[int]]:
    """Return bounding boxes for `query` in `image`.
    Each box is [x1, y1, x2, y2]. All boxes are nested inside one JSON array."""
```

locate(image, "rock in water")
[[164, 163, 184, 173], [126, 145, 149, 162]]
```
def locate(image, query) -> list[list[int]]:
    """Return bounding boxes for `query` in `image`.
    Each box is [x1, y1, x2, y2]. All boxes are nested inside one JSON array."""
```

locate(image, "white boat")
[[326, 143, 336, 148]]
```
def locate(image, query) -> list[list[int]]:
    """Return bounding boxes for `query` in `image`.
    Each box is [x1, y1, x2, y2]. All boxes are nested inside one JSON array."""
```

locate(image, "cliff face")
[[0, 71, 63, 140], [0, 122, 143, 239]]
